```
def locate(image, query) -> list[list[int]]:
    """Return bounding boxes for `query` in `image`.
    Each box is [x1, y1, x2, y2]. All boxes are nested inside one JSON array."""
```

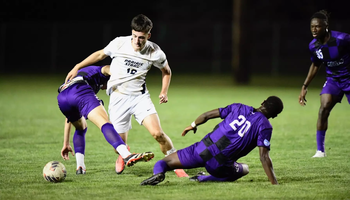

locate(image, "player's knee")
[[241, 163, 249, 176], [151, 131, 166, 142]]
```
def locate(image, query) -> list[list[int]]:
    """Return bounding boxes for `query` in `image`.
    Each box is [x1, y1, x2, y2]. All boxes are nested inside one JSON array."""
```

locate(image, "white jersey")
[[104, 35, 168, 95]]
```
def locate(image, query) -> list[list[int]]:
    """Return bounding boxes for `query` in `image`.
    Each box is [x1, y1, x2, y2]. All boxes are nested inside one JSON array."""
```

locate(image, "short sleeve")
[[257, 128, 272, 150], [103, 37, 121, 57], [152, 50, 167, 69], [219, 103, 239, 119]]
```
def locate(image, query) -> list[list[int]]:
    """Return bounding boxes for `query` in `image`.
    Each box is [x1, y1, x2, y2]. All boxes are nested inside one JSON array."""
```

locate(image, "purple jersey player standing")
[[141, 96, 283, 185], [57, 65, 154, 174], [298, 10, 350, 158]]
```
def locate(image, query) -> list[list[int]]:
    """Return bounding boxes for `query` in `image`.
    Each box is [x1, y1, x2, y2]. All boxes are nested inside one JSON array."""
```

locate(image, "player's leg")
[[57, 88, 88, 174], [71, 117, 88, 174], [141, 143, 203, 185], [191, 162, 249, 182], [313, 79, 341, 157], [142, 113, 175, 155], [142, 114, 188, 177]]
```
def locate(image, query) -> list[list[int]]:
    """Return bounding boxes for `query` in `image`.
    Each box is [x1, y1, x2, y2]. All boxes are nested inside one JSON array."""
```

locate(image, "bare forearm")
[[63, 119, 72, 146], [193, 109, 220, 127], [303, 63, 320, 87], [260, 156, 278, 184], [161, 73, 171, 94]]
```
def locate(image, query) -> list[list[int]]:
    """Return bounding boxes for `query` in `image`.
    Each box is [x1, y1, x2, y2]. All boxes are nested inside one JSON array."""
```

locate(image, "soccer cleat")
[[115, 155, 125, 174], [124, 152, 154, 167], [115, 145, 130, 174], [312, 150, 326, 158], [140, 173, 165, 186], [174, 169, 189, 177], [189, 171, 205, 181], [76, 166, 86, 175]]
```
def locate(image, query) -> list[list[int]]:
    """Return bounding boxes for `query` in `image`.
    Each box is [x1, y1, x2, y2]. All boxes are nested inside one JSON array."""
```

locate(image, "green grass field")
[[0, 74, 349, 200]]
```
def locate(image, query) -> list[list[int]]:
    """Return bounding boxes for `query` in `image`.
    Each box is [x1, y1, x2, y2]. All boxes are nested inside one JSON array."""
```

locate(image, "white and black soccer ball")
[[43, 161, 67, 183]]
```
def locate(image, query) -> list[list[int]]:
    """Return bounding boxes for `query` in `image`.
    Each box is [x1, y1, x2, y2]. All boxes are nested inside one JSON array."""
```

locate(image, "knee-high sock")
[[153, 160, 170, 175], [73, 128, 87, 154], [316, 130, 326, 152], [101, 123, 125, 149]]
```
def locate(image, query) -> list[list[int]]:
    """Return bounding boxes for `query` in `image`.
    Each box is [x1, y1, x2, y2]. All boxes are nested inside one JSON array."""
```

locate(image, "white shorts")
[[108, 91, 157, 133]]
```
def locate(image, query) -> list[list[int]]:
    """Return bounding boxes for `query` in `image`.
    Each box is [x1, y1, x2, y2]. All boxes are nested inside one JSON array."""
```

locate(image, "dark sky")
[[1, 0, 349, 22]]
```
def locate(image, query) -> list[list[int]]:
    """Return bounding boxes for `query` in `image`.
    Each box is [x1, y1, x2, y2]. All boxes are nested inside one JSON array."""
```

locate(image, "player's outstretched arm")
[[61, 118, 74, 160], [259, 146, 278, 185], [65, 50, 108, 83], [181, 109, 220, 136], [299, 62, 320, 106]]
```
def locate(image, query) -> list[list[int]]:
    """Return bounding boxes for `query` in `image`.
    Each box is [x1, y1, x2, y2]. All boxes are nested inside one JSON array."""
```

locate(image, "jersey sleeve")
[[219, 103, 239, 119], [309, 41, 322, 66], [152, 49, 167, 69], [257, 128, 272, 150], [103, 37, 122, 57]]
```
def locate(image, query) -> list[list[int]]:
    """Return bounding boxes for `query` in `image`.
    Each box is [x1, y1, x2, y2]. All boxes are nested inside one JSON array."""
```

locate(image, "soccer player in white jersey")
[[65, 14, 188, 177]]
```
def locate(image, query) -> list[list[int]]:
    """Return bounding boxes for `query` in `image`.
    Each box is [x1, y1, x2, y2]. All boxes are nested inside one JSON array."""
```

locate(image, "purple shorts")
[[320, 77, 350, 104], [57, 83, 101, 123]]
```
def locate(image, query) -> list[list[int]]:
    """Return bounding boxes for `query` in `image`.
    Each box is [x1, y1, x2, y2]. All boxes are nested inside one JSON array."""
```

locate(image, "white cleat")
[[312, 150, 326, 158]]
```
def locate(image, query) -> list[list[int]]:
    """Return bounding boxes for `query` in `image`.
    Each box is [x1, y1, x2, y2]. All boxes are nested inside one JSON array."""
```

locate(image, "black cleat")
[[76, 167, 86, 175], [189, 171, 205, 181], [140, 173, 165, 186]]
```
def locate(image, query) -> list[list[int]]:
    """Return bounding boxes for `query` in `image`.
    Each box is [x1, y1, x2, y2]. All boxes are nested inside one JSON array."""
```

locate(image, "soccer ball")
[[43, 161, 67, 183]]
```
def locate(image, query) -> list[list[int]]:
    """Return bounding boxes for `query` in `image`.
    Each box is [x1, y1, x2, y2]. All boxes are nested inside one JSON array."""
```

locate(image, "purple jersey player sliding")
[[141, 96, 283, 185], [57, 65, 154, 174], [298, 10, 350, 158]]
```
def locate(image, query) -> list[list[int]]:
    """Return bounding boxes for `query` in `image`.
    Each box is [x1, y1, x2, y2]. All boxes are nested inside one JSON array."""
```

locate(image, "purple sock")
[[153, 160, 170, 175], [73, 128, 87, 154], [316, 130, 326, 152], [101, 123, 126, 149]]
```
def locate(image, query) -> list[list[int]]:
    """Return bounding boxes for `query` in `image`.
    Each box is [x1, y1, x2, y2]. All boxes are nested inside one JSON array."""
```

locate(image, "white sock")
[[165, 148, 177, 157], [76, 153, 86, 170], [116, 144, 131, 159]]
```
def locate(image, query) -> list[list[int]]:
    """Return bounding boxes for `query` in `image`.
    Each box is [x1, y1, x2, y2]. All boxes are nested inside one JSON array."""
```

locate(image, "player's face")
[[310, 18, 327, 39], [131, 30, 150, 51]]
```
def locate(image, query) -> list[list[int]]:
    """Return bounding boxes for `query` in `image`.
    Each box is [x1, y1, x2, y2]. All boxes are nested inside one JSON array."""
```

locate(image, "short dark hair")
[[264, 96, 283, 117], [131, 14, 153, 33], [311, 10, 330, 25]]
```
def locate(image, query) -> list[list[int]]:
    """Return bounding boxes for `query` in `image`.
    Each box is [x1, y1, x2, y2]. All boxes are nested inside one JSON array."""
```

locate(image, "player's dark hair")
[[131, 14, 153, 33], [264, 96, 283, 117], [311, 10, 330, 25]]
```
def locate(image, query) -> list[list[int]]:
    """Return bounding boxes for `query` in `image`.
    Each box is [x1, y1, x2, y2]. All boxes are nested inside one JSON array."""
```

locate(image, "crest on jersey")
[[316, 49, 323, 59], [264, 139, 270, 146]]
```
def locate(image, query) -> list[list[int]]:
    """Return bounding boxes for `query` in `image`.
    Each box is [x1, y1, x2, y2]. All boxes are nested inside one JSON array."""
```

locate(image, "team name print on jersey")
[[124, 59, 144, 68]]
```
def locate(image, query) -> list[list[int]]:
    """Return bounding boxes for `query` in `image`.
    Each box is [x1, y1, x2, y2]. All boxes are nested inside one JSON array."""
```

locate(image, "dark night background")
[[0, 0, 349, 79]]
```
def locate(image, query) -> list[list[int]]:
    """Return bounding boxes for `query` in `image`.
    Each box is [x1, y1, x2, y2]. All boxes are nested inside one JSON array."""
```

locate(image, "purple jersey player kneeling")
[[141, 96, 283, 185], [57, 65, 154, 174]]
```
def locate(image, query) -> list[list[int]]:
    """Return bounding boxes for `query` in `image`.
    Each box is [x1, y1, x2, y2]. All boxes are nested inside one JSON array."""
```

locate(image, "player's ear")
[[147, 33, 151, 40]]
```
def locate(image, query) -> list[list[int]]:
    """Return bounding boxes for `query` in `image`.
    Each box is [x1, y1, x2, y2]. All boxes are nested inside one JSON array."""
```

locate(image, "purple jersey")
[[309, 30, 350, 79], [195, 103, 272, 168], [75, 65, 110, 94], [57, 66, 110, 122]]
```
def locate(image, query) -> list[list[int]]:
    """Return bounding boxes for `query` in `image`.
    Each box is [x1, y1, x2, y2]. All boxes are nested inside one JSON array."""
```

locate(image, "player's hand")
[[298, 86, 308, 106], [61, 145, 74, 160], [159, 94, 168, 104], [65, 68, 78, 83], [181, 126, 197, 136]]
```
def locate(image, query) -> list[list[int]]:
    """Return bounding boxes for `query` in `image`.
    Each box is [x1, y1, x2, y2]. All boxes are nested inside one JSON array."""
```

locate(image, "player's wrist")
[[191, 121, 196, 128]]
